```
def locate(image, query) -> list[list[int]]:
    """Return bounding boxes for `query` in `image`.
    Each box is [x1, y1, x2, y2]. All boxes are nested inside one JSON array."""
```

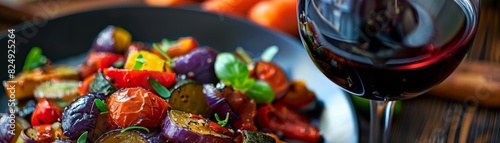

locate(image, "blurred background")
[[1, 0, 499, 142]]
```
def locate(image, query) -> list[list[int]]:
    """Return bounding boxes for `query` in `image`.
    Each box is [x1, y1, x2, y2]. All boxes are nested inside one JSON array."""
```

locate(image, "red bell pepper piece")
[[31, 98, 63, 126], [257, 104, 321, 143], [78, 51, 124, 79], [103, 68, 176, 93]]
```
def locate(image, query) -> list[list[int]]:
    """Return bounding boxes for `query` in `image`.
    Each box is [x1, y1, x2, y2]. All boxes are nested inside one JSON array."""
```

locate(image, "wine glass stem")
[[369, 100, 396, 143]]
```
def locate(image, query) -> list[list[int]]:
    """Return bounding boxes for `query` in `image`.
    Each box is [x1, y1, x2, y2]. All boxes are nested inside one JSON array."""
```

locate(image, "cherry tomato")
[[107, 87, 171, 128], [251, 61, 289, 97], [257, 104, 321, 143], [31, 98, 63, 126]]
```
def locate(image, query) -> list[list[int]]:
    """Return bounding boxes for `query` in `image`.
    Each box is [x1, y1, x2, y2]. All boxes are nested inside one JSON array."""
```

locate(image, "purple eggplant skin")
[[203, 84, 240, 124], [92, 26, 116, 53], [172, 47, 219, 84], [0, 113, 31, 143], [95, 129, 167, 143], [138, 129, 168, 143], [61, 93, 106, 140], [161, 110, 234, 143], [91, 25, 131, 54]]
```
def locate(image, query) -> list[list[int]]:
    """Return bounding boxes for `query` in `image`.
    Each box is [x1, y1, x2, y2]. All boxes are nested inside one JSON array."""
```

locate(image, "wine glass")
[[297, 0, 480, 142]]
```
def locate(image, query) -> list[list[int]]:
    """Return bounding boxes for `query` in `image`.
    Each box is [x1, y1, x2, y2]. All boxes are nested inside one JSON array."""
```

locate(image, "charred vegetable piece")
[[33, 80, 80, 102], [31, 98, 63, 126], [3, 65, 79, 100], [161, 110, 234, 143], [103, 68, 176, 94], [169, 80, 214, 118], [92, 25, 131, 53], [107, 87, 170, 128], [61, 93, 106, 140], [257, 104, 321, 143], [95, 129, 167, 143], [0, 113, 31, 143], [22, 122, 65, 143], [172, 47, 219, 84], [234, 130, 276, 143], [203, 84, 240, 125], [251, 61, 289, 97], [275, 80, 317, 110], [89, 71, 116, 96]]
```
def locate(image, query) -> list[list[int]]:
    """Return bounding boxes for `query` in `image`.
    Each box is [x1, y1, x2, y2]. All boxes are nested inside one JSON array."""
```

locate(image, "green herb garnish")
[[23, 47, 48, 71], [77, 131, 88, 143], [214, 53, 275, 103], [214, 112, 230, 127], [133, 54, 146, 70], [94, 99, 109, 114], [147, 77, 171, 99], [245, 81, 275, 103], [152, 39, 172, 61], [260, 45, 279, 62], [121, 126, 150, 133]]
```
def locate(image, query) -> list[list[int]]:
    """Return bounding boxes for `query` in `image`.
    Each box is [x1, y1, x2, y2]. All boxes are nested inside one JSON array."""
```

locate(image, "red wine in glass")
[[298, 0, 479, 101], [298, 0, 479, 142]]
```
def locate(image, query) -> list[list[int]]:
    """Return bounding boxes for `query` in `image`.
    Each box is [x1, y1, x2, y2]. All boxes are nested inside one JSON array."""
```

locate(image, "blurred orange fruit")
[[248, 0, 298, 36], [201, 0, 261, 18], [145, 0, 201, 7]]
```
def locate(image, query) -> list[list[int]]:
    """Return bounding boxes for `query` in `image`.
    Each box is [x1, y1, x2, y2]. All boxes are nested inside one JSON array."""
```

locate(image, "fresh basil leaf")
[[147, 77, 171, 99], [23, 47, 47, 71], [260, 45, 279, 62], [121, 126, 150, 133], [133, 54, 145, 70], [234, 78, 255, 91], [214, 53, 249, 87], [245, 81, 275, 104], [94, 99, 109, 114], [77, 131, 88, 143]]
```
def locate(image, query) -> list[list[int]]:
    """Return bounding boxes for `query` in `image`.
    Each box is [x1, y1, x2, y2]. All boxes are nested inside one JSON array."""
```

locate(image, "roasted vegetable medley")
[[1, 25, 323, 143]]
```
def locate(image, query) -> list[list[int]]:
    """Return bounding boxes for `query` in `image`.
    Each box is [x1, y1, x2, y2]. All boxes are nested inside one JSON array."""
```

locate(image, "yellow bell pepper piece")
[[124, 51, 166, 72]]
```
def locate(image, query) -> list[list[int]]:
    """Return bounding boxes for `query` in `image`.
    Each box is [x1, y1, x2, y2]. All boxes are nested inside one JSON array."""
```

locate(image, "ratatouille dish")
[[1, 25, 323, 143]]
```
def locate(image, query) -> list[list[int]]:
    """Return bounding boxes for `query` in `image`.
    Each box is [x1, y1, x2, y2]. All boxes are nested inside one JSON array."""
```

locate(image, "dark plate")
[[0, 6, 357, 143]]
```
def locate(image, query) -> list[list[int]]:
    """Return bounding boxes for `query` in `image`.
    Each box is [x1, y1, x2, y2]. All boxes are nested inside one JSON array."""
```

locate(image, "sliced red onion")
[[203, 84, 240, 124]]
